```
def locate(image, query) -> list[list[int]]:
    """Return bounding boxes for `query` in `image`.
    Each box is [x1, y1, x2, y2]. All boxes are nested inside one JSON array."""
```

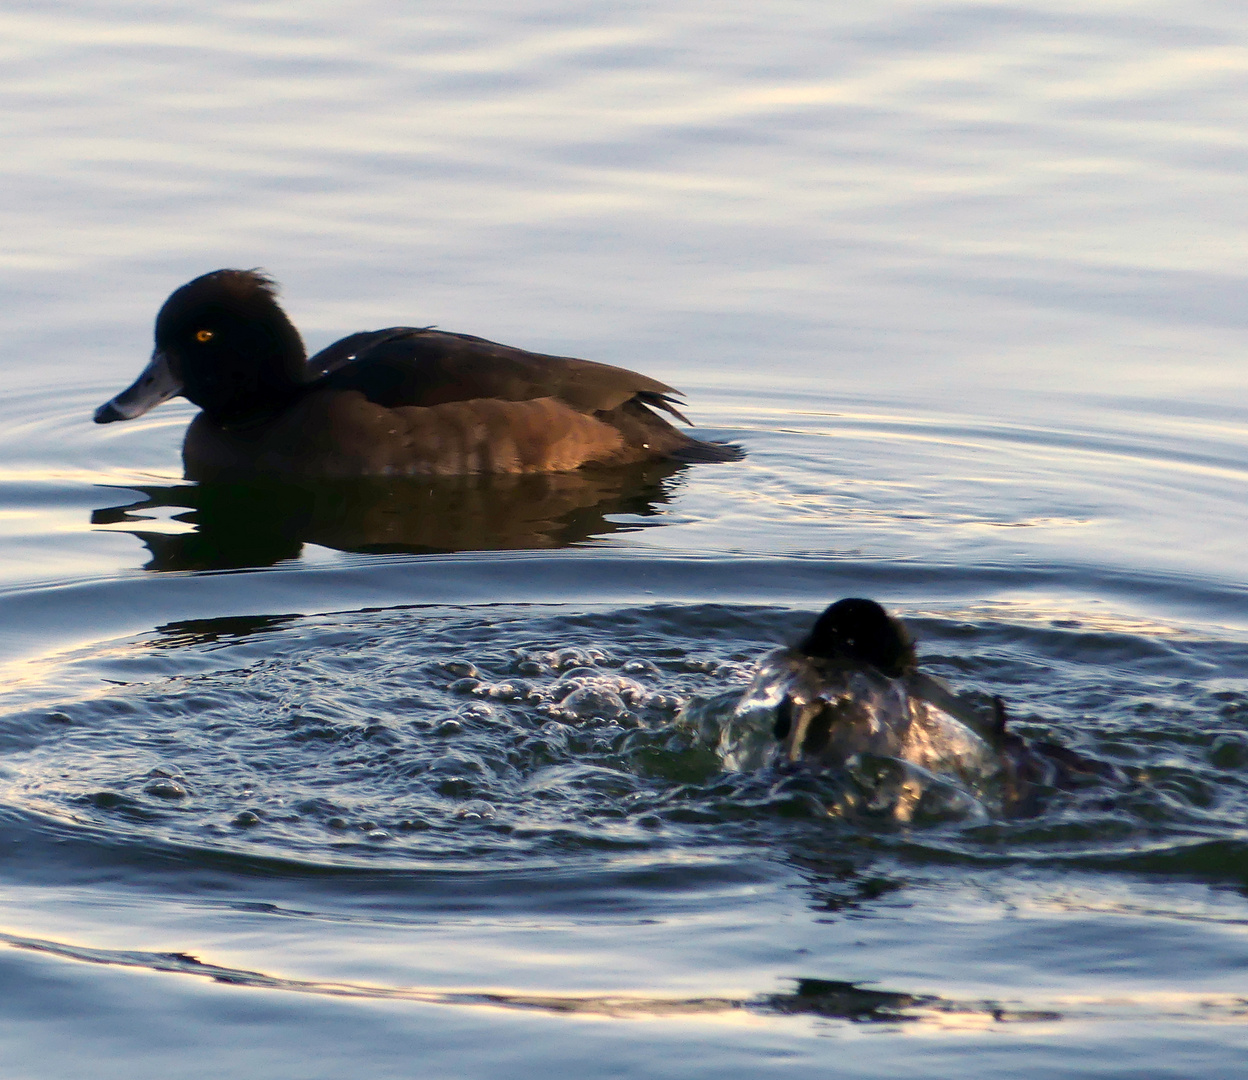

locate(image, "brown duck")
[[94, 269, 742, 479]]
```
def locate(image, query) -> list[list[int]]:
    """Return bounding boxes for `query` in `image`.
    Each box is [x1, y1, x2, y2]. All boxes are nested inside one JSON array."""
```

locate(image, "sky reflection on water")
[[1, 3, 1248, 1078]]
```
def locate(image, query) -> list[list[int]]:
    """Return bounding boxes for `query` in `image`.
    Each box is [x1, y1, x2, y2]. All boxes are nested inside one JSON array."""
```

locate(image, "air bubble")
[[456, 800, 496, 821]]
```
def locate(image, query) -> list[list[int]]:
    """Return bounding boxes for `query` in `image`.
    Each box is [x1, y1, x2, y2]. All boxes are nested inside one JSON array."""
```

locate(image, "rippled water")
[[2, 2, 1248, 1077]]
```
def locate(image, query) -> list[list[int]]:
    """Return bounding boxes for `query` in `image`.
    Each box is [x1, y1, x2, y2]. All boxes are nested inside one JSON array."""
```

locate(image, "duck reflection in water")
[[91, 459, 684, 571], [723, 598, 1124, 818]]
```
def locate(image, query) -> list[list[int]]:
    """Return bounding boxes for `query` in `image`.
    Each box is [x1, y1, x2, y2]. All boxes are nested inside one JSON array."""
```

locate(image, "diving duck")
[[94, 269, 742, 479], [744, 598, 1122, 814]]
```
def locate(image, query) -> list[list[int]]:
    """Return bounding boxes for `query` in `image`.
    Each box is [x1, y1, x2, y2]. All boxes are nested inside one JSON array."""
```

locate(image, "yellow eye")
[[195, 329, 214, 343]]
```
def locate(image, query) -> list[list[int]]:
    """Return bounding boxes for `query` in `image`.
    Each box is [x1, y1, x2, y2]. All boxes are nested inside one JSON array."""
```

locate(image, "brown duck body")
[[182, 327, 720, 479], [94, 271, 742, 478]]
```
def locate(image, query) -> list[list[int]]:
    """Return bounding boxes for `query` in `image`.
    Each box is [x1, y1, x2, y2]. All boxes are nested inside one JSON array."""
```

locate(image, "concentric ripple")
[[2, 601, 1244, 880]]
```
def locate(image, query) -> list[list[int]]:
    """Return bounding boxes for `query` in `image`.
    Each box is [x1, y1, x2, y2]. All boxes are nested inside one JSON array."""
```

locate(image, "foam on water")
[[2, 602, 1245, 871]]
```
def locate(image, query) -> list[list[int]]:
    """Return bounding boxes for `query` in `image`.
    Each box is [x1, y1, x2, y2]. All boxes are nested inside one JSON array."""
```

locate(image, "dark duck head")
[[95, 270, 307, 429], [796, 597, 916, 678]]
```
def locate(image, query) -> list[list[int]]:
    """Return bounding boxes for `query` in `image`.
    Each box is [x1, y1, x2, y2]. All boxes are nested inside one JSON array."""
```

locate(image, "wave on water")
[[0, 601, 1245, 890]]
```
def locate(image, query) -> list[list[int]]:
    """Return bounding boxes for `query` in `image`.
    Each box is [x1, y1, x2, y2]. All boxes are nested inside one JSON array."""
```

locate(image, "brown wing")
[[309, 327, 687, 418]]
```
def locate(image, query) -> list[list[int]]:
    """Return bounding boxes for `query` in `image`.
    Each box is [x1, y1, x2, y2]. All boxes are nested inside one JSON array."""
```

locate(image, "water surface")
[[1, 2, 1247, 1077]]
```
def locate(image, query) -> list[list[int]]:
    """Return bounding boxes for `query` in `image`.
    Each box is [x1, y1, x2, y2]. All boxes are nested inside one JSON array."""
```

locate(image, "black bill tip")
[[93, 401, 126, 424]]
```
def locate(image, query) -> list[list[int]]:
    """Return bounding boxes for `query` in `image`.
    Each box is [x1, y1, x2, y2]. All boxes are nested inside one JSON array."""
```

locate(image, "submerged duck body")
[[739, 599, 1122, 816], [94, 270, 742, 479]]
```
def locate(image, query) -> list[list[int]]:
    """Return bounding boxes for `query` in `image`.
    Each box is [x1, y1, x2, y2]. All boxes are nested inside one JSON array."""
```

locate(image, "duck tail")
[[636, 390, 692, 425], [630, 391, 744, 462], [667, 437, 746, 463]]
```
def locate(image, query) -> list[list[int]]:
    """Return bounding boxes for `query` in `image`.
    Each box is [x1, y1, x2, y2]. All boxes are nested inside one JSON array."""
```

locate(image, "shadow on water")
[[89, 460, 686, 571]]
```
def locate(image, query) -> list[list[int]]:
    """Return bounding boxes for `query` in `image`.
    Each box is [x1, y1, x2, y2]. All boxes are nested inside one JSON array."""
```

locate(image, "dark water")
[[2, 2, 1248, 1077]]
